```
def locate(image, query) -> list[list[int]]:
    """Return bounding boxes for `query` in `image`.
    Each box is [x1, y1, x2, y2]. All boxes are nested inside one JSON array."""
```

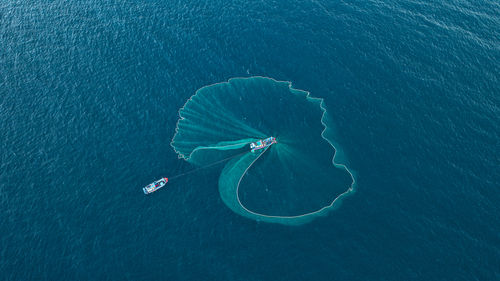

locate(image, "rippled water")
[[1, 0, 499, 280]]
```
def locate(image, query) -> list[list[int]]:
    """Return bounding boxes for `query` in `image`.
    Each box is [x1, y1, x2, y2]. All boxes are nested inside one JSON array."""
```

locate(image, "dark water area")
[[1, 0, 499, 280]]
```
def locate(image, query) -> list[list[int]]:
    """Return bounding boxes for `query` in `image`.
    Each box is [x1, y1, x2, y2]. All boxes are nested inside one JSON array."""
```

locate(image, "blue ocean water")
[[1, 0, 499, 280]]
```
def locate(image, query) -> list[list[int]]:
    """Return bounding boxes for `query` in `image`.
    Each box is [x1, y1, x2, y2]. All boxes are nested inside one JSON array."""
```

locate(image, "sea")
[[1, 0, 499, 280]]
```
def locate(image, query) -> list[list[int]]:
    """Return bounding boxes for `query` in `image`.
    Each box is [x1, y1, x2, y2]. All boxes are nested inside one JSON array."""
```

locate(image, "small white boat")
[[250, 137, 277, 152], [143, 177, 168, 194]]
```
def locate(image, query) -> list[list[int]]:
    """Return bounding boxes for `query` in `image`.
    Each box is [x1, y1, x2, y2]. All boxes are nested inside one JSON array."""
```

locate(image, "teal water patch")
[[171, 77, 356, 225]]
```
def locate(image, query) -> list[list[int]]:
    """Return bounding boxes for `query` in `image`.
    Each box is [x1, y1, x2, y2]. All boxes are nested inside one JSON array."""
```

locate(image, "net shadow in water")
[[171, 76, 356, 225]]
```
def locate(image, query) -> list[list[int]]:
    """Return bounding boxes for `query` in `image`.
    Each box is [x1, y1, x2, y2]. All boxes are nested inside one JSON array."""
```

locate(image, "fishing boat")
[[250, 137, 277, 152], [143, 177, 168, 194]]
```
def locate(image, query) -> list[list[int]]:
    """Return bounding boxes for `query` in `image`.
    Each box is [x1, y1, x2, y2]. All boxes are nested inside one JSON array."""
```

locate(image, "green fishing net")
[[171, 77, 355, 225]]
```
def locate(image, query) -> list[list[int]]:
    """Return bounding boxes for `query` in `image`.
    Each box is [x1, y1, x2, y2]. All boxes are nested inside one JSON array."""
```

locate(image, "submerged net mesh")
[[171, 77, 356, 225]]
